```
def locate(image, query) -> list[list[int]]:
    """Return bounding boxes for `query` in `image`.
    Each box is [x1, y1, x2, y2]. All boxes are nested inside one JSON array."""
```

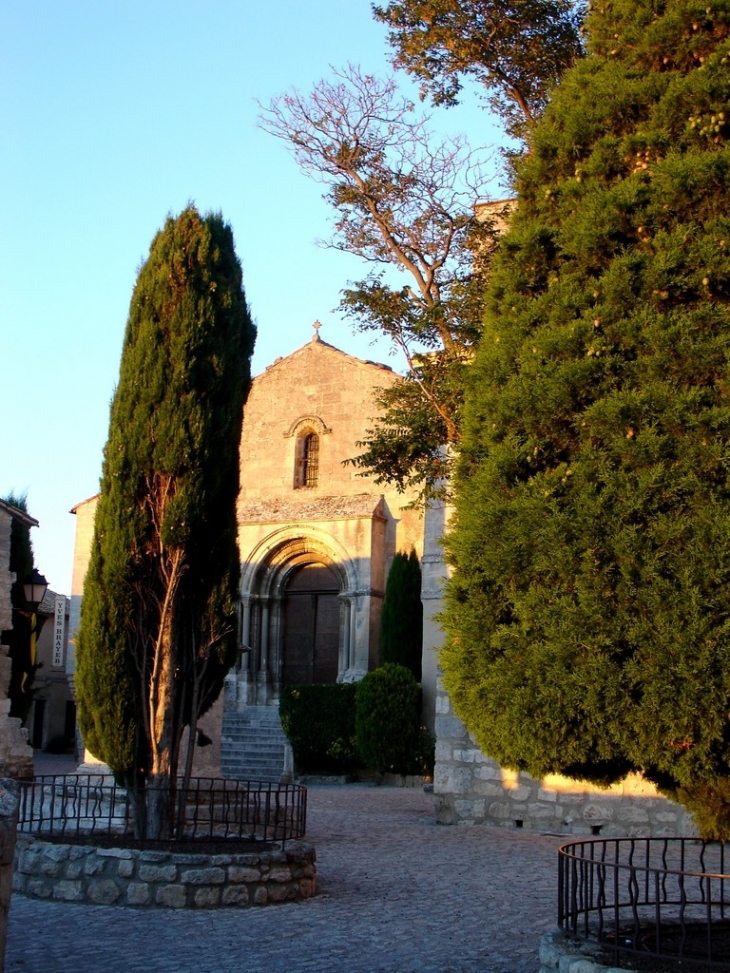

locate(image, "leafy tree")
[[442, 0, 730, 838], [1, 492, 40, 722], [373, 0, 586, 139], [381, 549, 423, 678], [75, 207, 255, 838], [261, 65, 504, 500]]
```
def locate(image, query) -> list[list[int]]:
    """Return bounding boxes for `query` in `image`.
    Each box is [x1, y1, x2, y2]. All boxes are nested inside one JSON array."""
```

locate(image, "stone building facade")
[[229, 329, 421, 709], [68, 327, 698, 834], [70, 329, 423, 778], [0, 500, 37, 779]]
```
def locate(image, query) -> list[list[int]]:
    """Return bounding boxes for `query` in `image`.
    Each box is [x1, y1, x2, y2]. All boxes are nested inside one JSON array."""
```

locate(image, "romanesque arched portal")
[[235, 529, 362, 706]]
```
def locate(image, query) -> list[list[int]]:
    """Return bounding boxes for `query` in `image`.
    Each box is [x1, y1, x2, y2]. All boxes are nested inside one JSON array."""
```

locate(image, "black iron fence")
[[558, 837, 730, 971], [17, 775, 307, 847]]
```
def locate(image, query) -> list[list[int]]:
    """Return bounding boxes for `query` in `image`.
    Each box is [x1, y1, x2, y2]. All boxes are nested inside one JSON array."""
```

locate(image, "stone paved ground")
[[6, 782, 563, 973]]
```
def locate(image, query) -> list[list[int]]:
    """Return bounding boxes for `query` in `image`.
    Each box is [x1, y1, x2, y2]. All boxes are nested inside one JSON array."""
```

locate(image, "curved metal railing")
[[17, 774, 307, 847], [558, 837, 730, 971]]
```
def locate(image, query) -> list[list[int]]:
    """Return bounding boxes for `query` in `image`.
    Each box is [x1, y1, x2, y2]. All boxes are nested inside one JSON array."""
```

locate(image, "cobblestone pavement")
[[6, 782, 563, 973]]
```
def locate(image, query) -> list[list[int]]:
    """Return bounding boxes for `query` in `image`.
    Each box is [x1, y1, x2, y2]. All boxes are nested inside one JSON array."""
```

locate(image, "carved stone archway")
[[236, 530, 362, 706]]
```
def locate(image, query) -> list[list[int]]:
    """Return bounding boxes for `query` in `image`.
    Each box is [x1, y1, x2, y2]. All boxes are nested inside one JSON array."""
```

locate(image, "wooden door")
[[282, 563, 340, 685]]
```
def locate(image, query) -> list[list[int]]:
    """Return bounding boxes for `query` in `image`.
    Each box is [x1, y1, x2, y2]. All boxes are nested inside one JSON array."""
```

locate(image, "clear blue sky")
[[1, 1, 504, 595]]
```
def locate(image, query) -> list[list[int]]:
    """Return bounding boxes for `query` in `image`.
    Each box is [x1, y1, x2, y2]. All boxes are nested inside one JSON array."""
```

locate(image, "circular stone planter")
[[13, 835, 316, 909]]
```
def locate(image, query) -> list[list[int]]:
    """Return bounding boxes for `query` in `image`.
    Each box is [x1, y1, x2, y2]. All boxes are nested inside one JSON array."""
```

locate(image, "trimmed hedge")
[[355, 663, 423, 775], [279, 684, 360, 773]]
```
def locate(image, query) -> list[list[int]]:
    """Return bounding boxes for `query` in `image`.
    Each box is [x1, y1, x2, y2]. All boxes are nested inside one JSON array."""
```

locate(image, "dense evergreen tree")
[[442, 1, 730, 837], [380, 549, 423, 678], [75, 207, 255, 837]]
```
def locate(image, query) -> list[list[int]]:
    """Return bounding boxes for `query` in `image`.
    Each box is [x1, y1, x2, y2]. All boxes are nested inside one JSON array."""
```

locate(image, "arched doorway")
[[282, 562, 340, 685]]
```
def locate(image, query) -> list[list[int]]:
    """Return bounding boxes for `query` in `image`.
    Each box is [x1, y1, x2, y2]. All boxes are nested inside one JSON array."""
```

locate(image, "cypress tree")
[[75, 207, 255, 837], [442, 1, 730, 837], [380, 549, 423, 678]]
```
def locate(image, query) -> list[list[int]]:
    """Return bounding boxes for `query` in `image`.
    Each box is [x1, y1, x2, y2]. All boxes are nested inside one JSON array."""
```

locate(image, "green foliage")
[[442, 0, 730, 837], [381, 550, 423, 678], [279, 684, 360, 773], [373, 0, 586, 139], [75, 206, 255, 793], [262, 66, 501, 500], [355, 663, 421, 773]]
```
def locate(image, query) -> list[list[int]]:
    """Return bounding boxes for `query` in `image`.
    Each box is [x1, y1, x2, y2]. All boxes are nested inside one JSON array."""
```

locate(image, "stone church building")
[[218, 327, 423, 778], [69, 326, 424, 780], [68, 325, 697, 836]]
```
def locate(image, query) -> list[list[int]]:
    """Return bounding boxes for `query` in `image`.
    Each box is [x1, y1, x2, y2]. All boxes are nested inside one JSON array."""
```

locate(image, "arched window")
[[297, 432, 319, 488]]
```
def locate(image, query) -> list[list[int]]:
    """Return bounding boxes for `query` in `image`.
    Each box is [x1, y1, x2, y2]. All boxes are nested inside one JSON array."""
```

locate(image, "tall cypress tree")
[[75, 207, 255, 837], [381, 550, 423, 679], [442, 1, 730, 837]]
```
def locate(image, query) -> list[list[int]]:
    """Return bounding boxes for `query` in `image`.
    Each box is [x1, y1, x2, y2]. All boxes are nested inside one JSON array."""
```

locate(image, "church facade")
[[68, 326, 696, 833], [69, 327, 424, 779], [227, 327, 422, 712]]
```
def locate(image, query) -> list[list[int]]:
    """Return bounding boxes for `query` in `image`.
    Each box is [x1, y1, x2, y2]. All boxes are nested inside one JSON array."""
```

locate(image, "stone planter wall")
[[0, 781, 19, 973], [13, 836, 315, 909], [539, 928, 621, 973]]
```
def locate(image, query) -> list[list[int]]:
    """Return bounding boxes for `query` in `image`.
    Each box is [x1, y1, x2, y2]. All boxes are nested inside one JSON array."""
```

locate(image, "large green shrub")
[[380, 550, 423, 679], [355, 663, 421, 774], [279, 684, 360, 773], [442, 0, 730, 838]]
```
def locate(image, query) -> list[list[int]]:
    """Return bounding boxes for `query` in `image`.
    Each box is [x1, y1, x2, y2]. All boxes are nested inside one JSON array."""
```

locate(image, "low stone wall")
[[434, 680, 697, 838], [0, 781, 19, 973], [13, 836, 316, 909], [539, 929, 618, 973]]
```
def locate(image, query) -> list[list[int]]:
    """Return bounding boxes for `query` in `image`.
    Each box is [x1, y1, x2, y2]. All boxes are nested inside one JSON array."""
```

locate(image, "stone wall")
[[434, 678, 697, 838], [13, 836, 316, 909], [0, 781, 19, 973], [0, 506, 33, 780], [539, 929, 616, 973], [237, 332, 422, 554]]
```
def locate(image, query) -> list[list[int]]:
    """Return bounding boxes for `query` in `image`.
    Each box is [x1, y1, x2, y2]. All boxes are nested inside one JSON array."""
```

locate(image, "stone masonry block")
[[435, 716, 470, 739], [87, 879, 122, 905], [267, 867, 292, 883], [83, 856, 107, 876], [228, 866, 261, 883], [180, 867, 225, 885], [616, 806, 650, 823], [267, 885, 293, 902], [139, 863, 178, 883], [126, 883, 151, 906], [155, 883, 187, 908], [193, 886, 221, 907], [96, 847, 133, 860], [52, 880, 84, 902], [582, 803, 614, 821], [222, 885, 250, 906]]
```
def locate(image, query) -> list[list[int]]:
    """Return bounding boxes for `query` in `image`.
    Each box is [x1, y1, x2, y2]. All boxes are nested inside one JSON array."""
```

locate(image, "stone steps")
[[220, 706, 290, 784]]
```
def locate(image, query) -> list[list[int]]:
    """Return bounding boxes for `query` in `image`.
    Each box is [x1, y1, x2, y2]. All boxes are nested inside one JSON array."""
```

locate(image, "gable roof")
[[258, 329, 395, 381], [0, 498, 38, 529]]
